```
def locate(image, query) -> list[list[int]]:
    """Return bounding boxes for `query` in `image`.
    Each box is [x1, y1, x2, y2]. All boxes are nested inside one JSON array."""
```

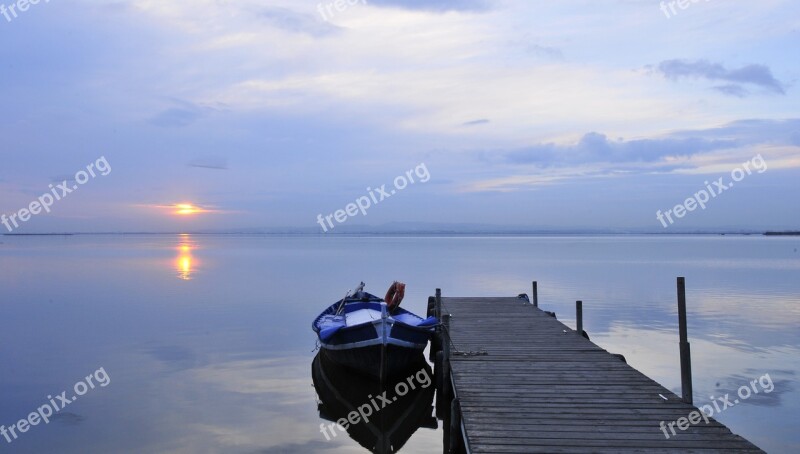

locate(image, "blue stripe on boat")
[[312, 291, 438, 378]]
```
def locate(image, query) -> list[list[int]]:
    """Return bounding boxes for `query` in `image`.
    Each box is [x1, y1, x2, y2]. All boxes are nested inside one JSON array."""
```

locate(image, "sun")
[[143, 202, 215, 216], [174, 203, 205, 216]]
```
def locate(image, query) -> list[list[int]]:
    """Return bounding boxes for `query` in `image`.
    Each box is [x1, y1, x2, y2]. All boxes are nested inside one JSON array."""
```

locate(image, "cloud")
[[713, 84, 749, 98], [150, 107, 205, 128], [188, 155, 229, 170], [526, 44, 564, 60], [138, 203, 225, 216], [255, 6, 338, 37], [50, 175, 78, 184], [249, 439, 339, 453], [465, 119, 800, 191], [502, 119, 800, 168], [368, 0, 491, 12], [502, 132, 737, 167], [655, 59, 787, 96], [462, 119, 489, 127], [713, 373, 793, 408], [666, 119, 800, 144], [149, 99, 222, 128]]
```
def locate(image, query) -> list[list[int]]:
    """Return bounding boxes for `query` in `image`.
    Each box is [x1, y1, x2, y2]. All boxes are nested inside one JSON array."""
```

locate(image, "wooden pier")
[[429, 290, 764, 453]]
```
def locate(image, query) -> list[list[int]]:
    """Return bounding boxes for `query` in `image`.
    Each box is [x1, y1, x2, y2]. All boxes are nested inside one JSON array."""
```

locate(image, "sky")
[[0, 0, 798, 233]]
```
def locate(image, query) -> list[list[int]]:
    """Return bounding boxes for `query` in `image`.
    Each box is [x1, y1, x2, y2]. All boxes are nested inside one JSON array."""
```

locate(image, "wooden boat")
[[312, 282, 438, 380], [312, 352, 436, 453]]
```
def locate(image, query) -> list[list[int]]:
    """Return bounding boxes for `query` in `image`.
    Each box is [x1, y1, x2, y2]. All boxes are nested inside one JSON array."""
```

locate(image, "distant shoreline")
[[2, 233, 75, 236], [3, 231, 799, 237]]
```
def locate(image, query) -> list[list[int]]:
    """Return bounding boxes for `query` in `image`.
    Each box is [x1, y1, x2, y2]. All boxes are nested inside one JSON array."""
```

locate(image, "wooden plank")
[[439, 296, 765, 453]]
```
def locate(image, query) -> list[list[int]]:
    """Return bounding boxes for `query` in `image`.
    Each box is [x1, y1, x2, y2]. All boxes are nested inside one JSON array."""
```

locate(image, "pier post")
[[442, 313, 452, 404], [435, 351, 445, 419], [532, 281, 538, 307], [449, 397, 461, 453], [576, 300, 583, 335], [432, 288, 444, 361], [434, 288, 445, 411], [440, 312, 453, 442], [677, 277, 693, 404], [435, 288, 442, 319]]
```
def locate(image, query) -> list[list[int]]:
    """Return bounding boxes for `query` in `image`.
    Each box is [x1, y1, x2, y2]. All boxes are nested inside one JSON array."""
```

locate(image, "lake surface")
[[0, 234, 798, 453]]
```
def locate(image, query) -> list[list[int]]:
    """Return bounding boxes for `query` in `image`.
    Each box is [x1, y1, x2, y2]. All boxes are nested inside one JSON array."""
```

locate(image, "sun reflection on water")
[[176, 234, 197, 280]]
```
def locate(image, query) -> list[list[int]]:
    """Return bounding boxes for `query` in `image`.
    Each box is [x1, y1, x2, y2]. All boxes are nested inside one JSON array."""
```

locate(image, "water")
[[0, 234, 797, 453]]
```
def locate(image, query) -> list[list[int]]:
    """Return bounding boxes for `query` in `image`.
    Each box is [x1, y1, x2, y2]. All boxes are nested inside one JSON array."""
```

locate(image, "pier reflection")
[[312, 352, 437, 453]]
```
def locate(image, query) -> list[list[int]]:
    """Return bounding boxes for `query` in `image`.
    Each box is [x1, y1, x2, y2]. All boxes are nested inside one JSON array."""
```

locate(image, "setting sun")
[[138, 202, 219, 218], [174, 204, 205, 216]]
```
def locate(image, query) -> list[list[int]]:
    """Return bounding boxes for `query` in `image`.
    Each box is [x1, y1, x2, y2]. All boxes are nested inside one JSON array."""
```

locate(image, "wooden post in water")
[[677, 277, 693, 405], [435, 350, 445, 419], [442, 312, 452, 453], [576, 300, 583, 335], [434, 287, 445, 418], [449, 397, 461, 454], [532, 281, 538, 307], [442, 313, 451, 403]]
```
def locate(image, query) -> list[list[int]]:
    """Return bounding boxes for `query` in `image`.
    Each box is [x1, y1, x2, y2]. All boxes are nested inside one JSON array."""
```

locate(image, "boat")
[[312, 351, 436, 453], [312, 282, 438, 380]]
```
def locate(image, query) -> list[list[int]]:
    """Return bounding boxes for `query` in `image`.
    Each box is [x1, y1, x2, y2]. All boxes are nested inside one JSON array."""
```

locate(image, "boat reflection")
[[312, 352, 437, 453], [175, 234, 198, 280]]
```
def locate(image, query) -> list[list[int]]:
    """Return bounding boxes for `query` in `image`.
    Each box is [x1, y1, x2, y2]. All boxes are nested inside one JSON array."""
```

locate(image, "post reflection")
[[175, 234, 198, 280]]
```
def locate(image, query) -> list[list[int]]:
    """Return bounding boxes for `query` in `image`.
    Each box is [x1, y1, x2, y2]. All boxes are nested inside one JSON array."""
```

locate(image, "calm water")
[[0, 234, 798, 453]]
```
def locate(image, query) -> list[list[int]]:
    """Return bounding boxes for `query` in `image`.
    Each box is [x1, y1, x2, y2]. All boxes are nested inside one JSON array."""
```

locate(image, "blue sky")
[[0, 0, 798, 232]]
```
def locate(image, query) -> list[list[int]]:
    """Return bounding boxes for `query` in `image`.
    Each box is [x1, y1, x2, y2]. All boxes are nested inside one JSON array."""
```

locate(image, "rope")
[[438, 298, 487, 356], [334, 289, 352, 316]]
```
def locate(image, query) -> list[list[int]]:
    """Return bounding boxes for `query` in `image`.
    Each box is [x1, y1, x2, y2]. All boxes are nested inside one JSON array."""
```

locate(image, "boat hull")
[[313, 295, 437, 379], [321, 343, 426, 380]]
